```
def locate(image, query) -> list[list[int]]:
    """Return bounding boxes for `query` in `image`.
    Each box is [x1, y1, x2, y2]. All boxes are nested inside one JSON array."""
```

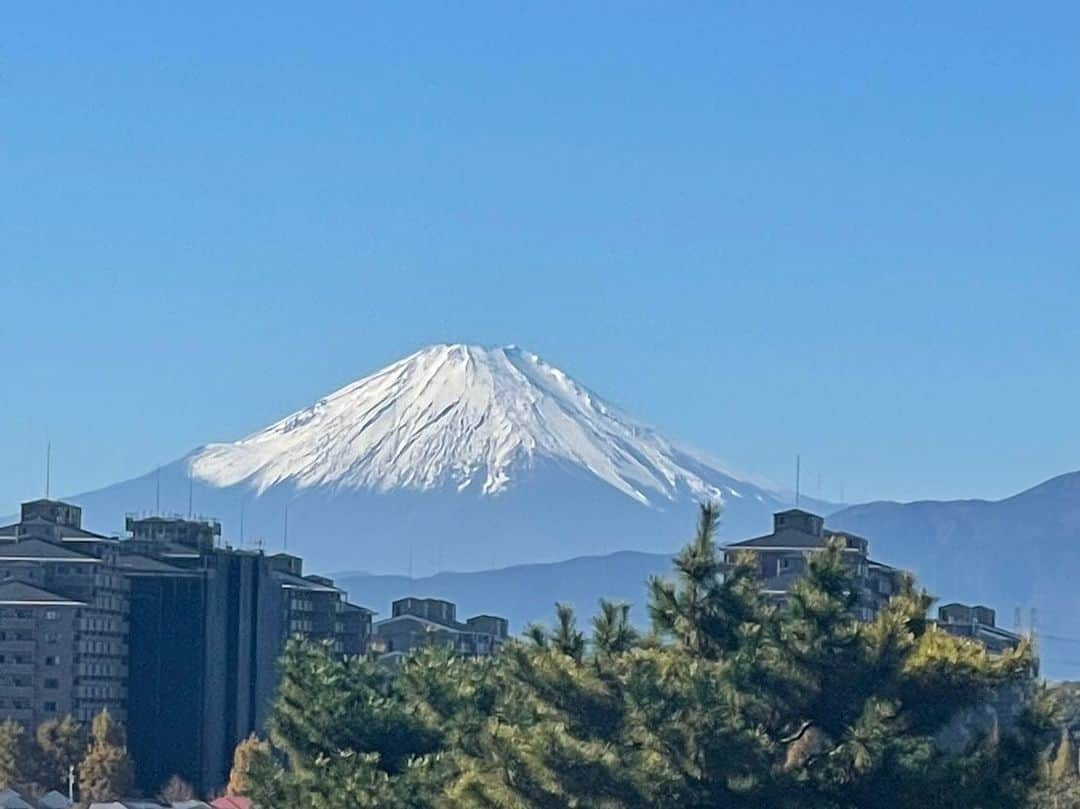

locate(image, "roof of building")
[[116, 553, 195, 575], [0, 537, 102, 562], [0, 787, 34, 809], [340, 600, 376, 615], [274, 570, 342, 593], [15, 516, 114, 542], [727, 527, 868, 550], [211, 797, 253, 809], [39, 790, 72, 809], [727, 528, 834, 550], [374, 612, 505, 635], [0, 580, 87, 606]]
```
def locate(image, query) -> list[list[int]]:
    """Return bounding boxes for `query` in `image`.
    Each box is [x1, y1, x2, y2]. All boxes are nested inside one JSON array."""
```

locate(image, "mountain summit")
[[61, 345, 824, 574], [191, 344, 739, 505]]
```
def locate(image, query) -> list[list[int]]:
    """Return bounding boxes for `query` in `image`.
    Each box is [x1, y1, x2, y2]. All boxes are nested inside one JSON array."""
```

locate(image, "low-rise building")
[[267, 553, 372, 655], [723, 508, 905, 620], [936, 603, 1023, 653], [372, 597, 508, 659]]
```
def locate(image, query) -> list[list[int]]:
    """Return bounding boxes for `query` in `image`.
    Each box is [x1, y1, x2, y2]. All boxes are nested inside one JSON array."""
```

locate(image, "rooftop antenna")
[[45, 441, 51, 498], [795, 454, 801, 507], [283, 503, 289, 552], [187, 470, 193, 517], [155, 467, 161, 514], [1013, 606, 1022, 633], [239, 499, 246, 546]]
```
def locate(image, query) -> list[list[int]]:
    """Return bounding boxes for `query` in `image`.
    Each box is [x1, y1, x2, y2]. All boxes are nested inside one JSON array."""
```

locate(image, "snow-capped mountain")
[[58, 345, 828, 574], [192, 344, 743, 505]]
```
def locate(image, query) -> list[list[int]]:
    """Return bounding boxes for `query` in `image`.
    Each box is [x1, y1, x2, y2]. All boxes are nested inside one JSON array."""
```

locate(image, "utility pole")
[[45, 442, 51, 498], [68, 764, 75, 802]]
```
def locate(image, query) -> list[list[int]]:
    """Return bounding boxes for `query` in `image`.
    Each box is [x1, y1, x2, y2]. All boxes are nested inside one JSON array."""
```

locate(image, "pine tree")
[[227, 733, 272, 796], [78, 709, 134, 803], [247, 505, 1047, 809]]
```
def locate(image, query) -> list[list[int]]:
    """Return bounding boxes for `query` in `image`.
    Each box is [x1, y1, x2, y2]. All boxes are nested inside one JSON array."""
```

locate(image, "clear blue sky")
[[2, 3, 1078, 508]]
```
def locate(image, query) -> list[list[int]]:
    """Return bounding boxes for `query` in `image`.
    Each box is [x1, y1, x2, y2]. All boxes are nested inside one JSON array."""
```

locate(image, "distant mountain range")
[[55, 344, 828, 575], [334, 472, 1080, 678]]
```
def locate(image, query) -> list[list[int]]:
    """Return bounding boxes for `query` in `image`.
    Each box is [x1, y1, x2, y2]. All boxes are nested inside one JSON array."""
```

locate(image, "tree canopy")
[[248, 504, 1048, 808]]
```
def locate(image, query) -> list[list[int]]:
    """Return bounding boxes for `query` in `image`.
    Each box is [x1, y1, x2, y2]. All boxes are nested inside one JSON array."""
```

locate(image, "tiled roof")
[[0, 538, 101, 562], [0, 580, 86, 606], [211, 797, 253, 809], [16, 517, 114, 542], [274, 570, 342, 593], [727, 528, 867, 550], [726, 528, 831, 549], [116, 553, 194, 575]]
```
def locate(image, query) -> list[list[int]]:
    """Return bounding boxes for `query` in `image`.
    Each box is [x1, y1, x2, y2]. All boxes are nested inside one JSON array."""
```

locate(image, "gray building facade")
[[0, 501, 129, 730], [372, 597, 508, 660], [119, 515, 370, 795]]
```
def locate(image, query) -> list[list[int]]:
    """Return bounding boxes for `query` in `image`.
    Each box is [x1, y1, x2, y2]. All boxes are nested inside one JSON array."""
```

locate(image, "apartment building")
[[372, 597, 508, 660], [723, 508, 906, 620], [0, 501, 129, 729], [119, 515, 370, 794]]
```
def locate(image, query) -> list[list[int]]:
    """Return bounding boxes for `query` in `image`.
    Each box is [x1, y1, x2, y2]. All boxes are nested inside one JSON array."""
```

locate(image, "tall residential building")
[[372, 597, 508, 661], [0, 501, 129, 730], [266, 553, 372, 656], [118, 515, 371, 795], [723, 508, 906, 620]]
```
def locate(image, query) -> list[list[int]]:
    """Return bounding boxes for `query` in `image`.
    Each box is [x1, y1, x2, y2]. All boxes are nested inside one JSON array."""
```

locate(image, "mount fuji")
[[58, 344, 825, 574]]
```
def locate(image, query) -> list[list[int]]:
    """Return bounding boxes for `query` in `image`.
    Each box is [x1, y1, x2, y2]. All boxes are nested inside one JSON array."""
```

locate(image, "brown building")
[[723, 508, 906, 620], [0, 500, 129, 729]]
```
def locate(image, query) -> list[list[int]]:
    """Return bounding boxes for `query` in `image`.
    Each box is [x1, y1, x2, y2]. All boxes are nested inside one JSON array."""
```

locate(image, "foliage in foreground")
[[0, 709, 134, 803], [250, 504, 1046, 808]]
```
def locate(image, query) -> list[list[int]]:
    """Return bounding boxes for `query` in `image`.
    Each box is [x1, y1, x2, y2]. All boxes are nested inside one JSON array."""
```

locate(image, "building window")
[[44, 610, 59, 620], [44, 678, 59, 690], [44, 656, 60, 666]]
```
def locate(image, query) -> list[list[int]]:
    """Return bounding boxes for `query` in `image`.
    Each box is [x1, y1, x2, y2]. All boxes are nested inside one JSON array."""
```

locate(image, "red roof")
[[212, 798, 252, 809]]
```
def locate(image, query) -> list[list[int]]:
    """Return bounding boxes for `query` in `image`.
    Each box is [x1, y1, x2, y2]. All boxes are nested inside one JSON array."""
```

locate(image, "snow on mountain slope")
[[190, 344, 746, 507], [60, 344, 826, 574]]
